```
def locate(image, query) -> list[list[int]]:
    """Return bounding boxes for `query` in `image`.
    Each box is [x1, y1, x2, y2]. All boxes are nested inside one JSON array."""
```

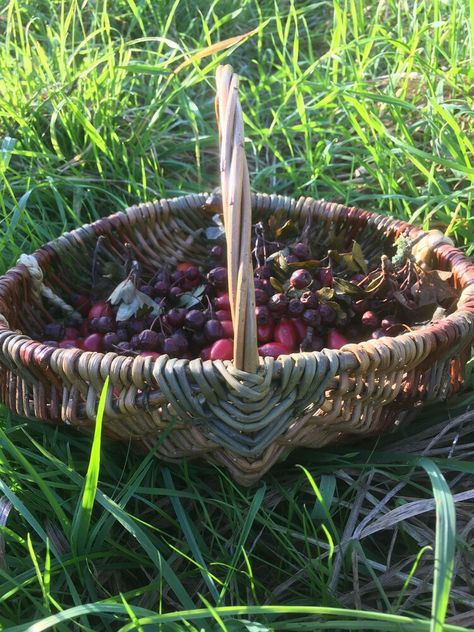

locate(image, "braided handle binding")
[[215, 65, 258, 372]]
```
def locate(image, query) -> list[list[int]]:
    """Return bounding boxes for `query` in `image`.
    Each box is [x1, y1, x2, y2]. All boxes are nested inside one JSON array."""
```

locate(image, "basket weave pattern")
[[0, 193, 473, 485]]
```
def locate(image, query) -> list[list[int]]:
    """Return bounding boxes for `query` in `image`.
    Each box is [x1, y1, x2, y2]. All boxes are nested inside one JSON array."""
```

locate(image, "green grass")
[[0, 0, 473, 629]]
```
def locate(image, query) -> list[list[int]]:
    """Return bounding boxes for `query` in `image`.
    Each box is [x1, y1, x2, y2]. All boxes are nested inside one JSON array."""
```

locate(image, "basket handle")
[[215, 65, 258, 373]]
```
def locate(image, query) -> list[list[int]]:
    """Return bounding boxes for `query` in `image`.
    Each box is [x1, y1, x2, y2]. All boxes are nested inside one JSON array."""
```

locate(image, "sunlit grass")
[[0, 0, 473, 629]]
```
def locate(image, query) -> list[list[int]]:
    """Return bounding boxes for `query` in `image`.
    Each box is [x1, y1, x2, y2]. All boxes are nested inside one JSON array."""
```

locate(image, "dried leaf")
[[317, 287, 334, 301], [352, 241, 368, 274], [333, 277, 369, 297], [109, 279, 160, 321], [411, 269, 456, 307], [275, 219, 299, 241], [174, 26, 261, 73], [270, 277, 284, 293], [286, 259, 322, 272]]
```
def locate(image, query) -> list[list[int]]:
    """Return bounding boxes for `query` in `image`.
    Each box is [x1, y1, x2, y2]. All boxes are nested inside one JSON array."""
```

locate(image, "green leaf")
[[418, 458, 456, 632], [71, 376, 109, 554]]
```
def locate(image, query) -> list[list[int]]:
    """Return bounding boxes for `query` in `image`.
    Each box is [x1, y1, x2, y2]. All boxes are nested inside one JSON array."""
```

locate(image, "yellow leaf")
[[174, 26, 262, 73]]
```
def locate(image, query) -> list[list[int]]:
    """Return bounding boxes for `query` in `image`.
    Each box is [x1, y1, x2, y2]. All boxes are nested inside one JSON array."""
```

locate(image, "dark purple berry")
[[254, 288, 269, 305], [300, 291, 319, 309], [371, 328, 386, 339], [351, 273, 366, 284], [166, 308, 186, 328], [353, 299, 369, 315], [116, 341, 133, 353], [319, 304, 337, 324], [185, 266, 200, 282], [255, 305, 271, 325], [254, 265, 271, 279], [44, 323, 64, 341], [137, 329, 161, 351], [287, 299, 304, 317], [207, 267, 228, 289], [285, 255, 300, 264], [95, 316, 116, 334], [140, 284, 157, 298], [204, 319, 224, 342], [163, 337, 181, 357], [268, 293, 288, 316], [103, 332, 120, 351], [154, 281, 170, 297], [290, 269, 312, 289], [184, 310, 206, 331], [293, 242, 311, 260], [302, 309, 321, 327], [171, 331, 189, 354], [171, 270, 185, 284], [192, 331, 207, 348], [43, 340, 59, 348], [169, 286, 183, 300], [116, 328, 129, 342], [127, 319, 146, 336], [210, 245, 224, 259]]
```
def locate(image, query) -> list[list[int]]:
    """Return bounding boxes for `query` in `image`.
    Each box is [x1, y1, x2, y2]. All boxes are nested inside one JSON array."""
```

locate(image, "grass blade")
[[419, 458, 456, 632]]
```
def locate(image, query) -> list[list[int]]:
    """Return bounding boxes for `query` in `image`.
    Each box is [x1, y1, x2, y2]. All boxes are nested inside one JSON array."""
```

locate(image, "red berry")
[[221, 320, 234, 338], [64, 327, 79, 339], [176, 262, 194, 272], [274, 319, 298, 352], [319, 267, 333, 287], [216, 309, 231, 321], [361, 310, 380, 328], [88, 302, 113, 320], [258, 342, 292, 358], [291, 318, 308, 343], [210, 338, 234, 361], [139, 351, 161, 359], [215, 293, 230, 310], [71, 294, 90, 315], [290, 269, 312, 289], [327, 329, 349, 349], [257, 322, 274, 343], [82, 333, 104, 352]]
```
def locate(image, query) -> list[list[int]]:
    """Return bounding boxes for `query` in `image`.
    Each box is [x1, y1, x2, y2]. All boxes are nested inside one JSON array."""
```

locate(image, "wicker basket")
[[0, 66, 473, 485]]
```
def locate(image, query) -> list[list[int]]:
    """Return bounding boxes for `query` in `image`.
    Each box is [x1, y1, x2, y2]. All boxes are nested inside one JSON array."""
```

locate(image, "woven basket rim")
[[1, 190, 473, 377]]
